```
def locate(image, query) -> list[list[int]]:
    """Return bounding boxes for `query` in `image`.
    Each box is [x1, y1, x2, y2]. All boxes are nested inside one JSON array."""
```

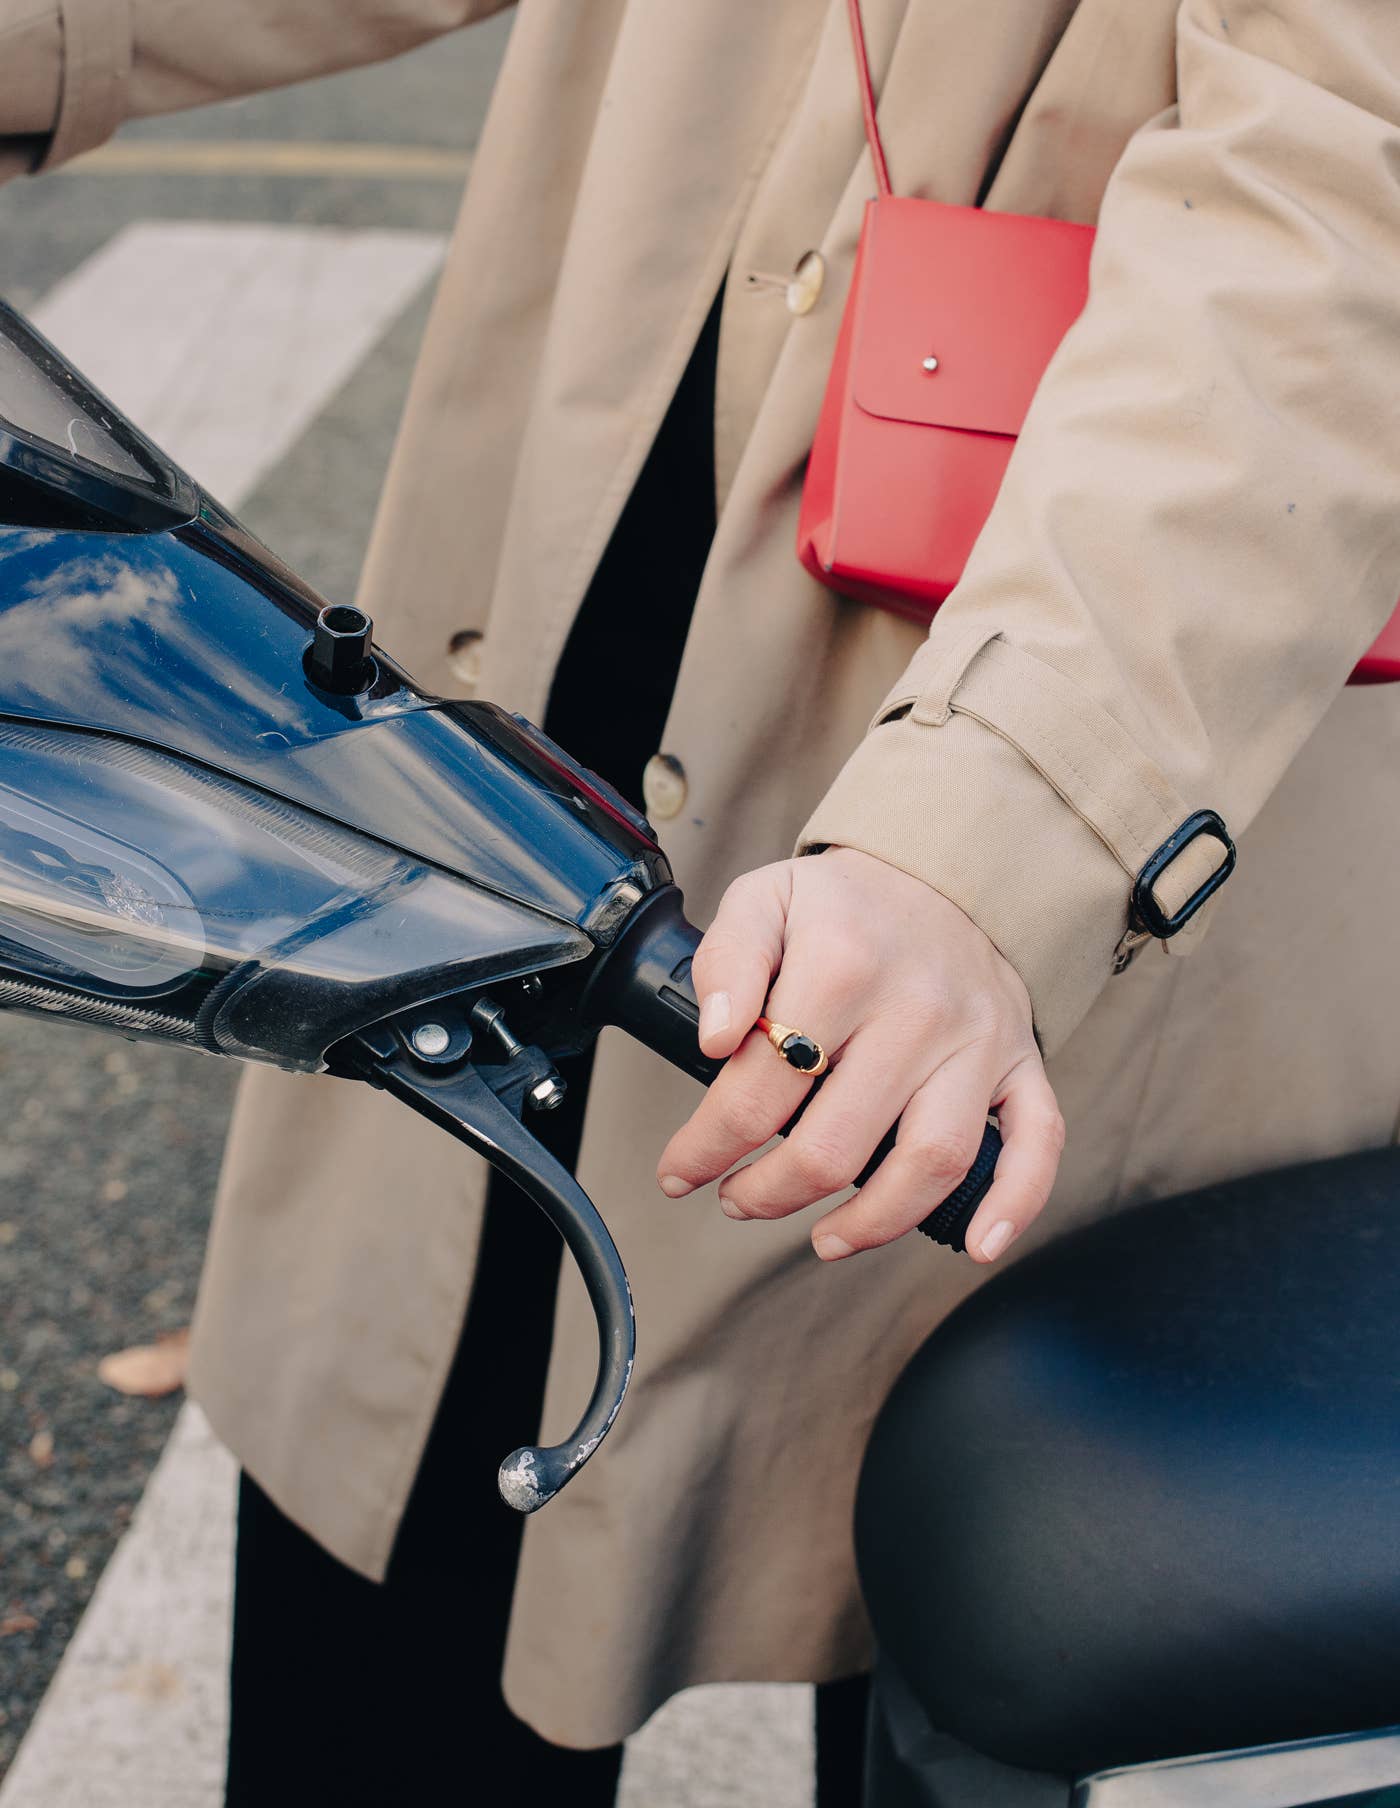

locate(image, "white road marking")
[[1, 218, 817, 1807], [0, 1407, 237, 1808], [620, 1685, 814, 1808], [30, 220, 446, 509]]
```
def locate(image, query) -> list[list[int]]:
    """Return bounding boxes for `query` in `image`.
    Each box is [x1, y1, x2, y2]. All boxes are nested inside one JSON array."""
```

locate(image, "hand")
[[656, 848, 1065, 1263]]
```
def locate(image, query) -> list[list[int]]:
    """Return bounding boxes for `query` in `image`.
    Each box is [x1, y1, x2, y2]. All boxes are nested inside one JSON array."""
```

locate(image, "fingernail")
[[814, 1233, 855, 1261], [977, 1219, 1018, 1262], [698, 991, 731, 1042], [658, 1174, 693, 1198], [719, 1196, 748, 1220]]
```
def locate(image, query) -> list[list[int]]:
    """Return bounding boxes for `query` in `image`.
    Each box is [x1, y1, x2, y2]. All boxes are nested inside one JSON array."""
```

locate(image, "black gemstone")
[[781, 1033, 823, 1072]]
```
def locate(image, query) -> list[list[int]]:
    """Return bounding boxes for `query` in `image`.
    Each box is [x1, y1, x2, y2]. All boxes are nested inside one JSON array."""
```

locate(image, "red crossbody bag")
[[797, 0, 1400, 683]]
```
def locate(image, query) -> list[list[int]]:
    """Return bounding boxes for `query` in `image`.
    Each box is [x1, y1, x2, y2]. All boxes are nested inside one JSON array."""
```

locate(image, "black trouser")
[[225, 291, 870, 1805]]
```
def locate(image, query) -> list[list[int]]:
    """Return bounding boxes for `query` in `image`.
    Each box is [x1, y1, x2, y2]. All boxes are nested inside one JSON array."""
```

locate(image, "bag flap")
[[851, 197, 1094, 437]]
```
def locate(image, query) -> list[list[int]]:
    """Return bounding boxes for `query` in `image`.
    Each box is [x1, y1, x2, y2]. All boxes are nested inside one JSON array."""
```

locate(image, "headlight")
[[0, 718, 588, 1070]]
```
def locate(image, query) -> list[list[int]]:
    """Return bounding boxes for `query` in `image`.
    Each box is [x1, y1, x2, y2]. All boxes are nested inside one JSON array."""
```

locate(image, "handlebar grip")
[[793, 1080, 1002, 1252], [914, 1119, 1001, 1251], [592, 888, 1004, 1254]]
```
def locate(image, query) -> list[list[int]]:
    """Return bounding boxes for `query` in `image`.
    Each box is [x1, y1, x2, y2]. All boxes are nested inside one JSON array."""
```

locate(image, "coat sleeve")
[[0, 0, 511, 176], [798, 0, 1400, 1055]]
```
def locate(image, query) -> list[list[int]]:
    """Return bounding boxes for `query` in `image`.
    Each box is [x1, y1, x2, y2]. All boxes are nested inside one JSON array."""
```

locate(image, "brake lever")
[[349, 1025, 634, 1515]]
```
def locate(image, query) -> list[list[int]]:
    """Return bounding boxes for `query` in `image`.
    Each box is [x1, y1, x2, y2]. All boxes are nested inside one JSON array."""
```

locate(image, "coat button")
[[786, 250, 825, 316], [446, 628, 484, 690], [642, 753, 687, 821]]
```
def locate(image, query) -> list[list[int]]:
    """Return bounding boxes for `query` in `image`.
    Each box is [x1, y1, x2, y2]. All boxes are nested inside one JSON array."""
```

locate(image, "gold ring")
[[756, 1016, 829, 1077]]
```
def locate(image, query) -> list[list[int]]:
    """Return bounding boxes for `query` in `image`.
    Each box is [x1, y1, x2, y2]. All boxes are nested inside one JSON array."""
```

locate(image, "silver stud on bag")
[[922, 355, 940, 373]]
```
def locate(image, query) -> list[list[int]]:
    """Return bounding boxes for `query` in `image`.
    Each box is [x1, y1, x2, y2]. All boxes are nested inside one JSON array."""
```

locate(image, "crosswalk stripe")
[[0, 1409, 237, 1808], [29, 220, 447, 510]]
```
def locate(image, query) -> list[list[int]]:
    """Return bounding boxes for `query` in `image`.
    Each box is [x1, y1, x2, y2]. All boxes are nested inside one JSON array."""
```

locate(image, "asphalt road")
[[0, 19, 511, 1775]]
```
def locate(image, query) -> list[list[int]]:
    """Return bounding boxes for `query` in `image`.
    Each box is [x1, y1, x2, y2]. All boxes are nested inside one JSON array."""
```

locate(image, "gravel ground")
[[0, 1028, 236, 1776]]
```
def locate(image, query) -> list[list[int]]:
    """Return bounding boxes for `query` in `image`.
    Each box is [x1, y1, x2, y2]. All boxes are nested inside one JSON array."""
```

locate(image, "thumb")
[[690, 863, 793, 1059]]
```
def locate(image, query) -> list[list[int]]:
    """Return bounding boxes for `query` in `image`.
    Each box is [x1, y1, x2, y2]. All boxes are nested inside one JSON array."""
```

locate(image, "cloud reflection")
[[0, 536, 332, 745], [0, 527, 625, 920]]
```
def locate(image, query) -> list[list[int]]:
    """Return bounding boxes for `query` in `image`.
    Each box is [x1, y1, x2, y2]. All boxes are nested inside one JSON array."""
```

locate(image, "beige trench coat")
[[5, 0, 1400, 1748]]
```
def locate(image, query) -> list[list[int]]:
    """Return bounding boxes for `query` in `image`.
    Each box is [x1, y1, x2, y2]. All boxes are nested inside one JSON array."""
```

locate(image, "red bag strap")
[[847, 0, 893, 197]]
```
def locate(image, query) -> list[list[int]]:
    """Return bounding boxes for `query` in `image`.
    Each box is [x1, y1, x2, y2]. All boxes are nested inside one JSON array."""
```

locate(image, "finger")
[[717, 1024, 931, 1221], [961, 1058, 1065, 1263], [690, 865, 791, 1058], [657, 1028, 812, 1198], [660, 915, 877, 1198], [809, 1051, 998, 1259]]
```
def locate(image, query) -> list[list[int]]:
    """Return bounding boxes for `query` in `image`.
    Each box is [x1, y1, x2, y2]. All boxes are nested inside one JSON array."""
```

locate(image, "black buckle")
[[1131, 809, 1236, 939]]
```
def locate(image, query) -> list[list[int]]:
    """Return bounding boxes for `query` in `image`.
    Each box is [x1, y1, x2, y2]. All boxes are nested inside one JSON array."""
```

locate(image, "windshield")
[[0, 301, 190, 531], [0, 306, 164, 485]]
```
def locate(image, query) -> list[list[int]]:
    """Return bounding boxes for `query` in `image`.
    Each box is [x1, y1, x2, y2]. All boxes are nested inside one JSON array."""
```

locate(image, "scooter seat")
[[857, 1145, 1400, 1778]]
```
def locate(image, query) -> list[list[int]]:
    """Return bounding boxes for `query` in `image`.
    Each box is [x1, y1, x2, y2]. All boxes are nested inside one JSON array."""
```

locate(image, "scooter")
[[7, 301, 1395, 1808], [0, 297, 996, 1512]]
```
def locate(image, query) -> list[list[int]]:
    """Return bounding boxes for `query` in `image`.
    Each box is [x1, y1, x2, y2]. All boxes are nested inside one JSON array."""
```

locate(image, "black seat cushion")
[[856, 1147, 1400, 1778]]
